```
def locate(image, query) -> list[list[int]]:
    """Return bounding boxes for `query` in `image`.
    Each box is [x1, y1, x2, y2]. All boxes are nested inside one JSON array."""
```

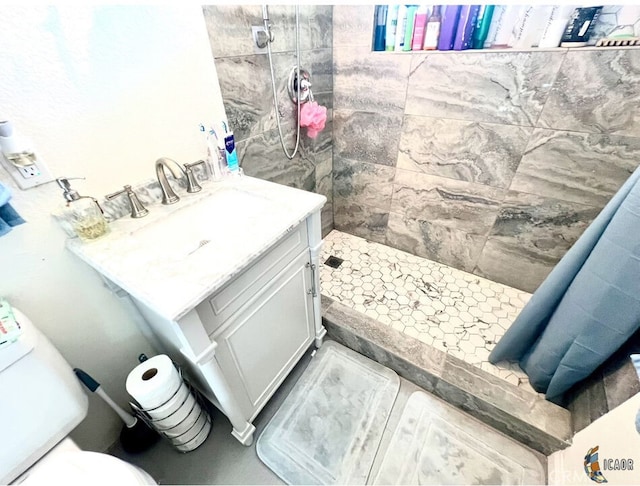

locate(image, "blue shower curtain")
[[489, 166, 640, 401]]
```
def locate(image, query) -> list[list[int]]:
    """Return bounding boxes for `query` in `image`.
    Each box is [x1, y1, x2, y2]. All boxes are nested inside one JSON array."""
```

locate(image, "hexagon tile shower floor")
[[320, 230, 536, 394]]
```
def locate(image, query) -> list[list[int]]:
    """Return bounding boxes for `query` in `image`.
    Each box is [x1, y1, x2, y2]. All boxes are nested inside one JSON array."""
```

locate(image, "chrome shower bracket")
[[287, 67, 313, 104]]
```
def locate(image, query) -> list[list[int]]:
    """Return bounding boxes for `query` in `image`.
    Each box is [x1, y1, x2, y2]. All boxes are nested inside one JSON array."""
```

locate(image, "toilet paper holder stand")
[[129, 364, 212, 453]]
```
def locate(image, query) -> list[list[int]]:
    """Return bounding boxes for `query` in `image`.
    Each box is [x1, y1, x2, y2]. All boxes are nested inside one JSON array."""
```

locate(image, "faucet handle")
[[183, 160, 205, 194], [105, 185, 149, 218]]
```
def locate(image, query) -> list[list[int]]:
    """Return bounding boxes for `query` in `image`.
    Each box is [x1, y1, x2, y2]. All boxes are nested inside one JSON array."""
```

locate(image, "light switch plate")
[[0, 151, 54, 190]]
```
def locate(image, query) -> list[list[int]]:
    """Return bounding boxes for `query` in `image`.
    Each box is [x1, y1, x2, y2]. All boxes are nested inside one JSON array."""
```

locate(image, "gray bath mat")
[[256, 341, 400, 485], [372, 391, 546, 485]]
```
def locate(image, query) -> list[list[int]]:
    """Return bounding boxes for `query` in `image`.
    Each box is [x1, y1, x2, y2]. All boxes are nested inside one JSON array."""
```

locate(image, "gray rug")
[[256, 341, 400, 485], [372, 391, 546, 485]]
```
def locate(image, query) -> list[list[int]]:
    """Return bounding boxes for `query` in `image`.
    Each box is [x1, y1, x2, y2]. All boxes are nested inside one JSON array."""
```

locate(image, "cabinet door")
[[212, 250, 314, 420]]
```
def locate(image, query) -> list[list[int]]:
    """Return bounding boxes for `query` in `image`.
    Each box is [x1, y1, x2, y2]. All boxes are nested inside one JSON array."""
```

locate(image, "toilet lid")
[[20, 451, 156, 485]]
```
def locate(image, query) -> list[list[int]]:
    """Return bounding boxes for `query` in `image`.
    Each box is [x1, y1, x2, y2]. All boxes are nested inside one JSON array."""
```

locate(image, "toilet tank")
[[0, 308, 88, 484]]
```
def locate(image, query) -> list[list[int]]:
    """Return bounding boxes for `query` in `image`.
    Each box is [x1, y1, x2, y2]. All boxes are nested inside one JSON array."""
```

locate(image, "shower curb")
[[321, 295, 573, 456]]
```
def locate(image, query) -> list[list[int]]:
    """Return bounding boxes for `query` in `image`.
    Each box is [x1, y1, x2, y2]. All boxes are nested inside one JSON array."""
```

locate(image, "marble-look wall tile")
[[333, 110, 403, 167], [391, 169, 505, 236], [398, 116, 531, 188], [203, 5, 297, 58], [333, 201, 389, 244], [333, 5, 375, 48], [510, 129, 640, 208], [333, 46, 411, 114], [406, 52, 565, 126], [301, 48, 333, 97], [474, 191, 601, 292], [202, 5, 262, 58], [538, 50, 640, 136], [301, 5, 333, 50], [216, 50, 331, 142], [316, 154, 334, 237], [237, 128, 315, 191], [386, 213, 487, 272], [315, 154, 333, 202], [215, 52, 295, 141], [334, 158, 395, 211]]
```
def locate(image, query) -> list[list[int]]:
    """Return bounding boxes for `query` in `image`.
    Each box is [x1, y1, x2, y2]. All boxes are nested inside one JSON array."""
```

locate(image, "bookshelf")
[[372, 5, 640, 54]]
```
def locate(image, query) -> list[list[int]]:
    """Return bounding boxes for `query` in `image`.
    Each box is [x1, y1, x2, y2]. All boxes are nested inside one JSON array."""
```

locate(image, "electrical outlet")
[[0, 152, 53, 190], [18, 164, 40, 179]]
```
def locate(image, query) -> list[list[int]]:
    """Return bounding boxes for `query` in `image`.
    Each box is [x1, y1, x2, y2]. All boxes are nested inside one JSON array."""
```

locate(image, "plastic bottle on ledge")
[[224, 132, 240, 175]]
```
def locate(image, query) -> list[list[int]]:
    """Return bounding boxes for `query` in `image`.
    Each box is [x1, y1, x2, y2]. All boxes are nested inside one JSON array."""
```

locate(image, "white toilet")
[[1, 307, 156, 484]]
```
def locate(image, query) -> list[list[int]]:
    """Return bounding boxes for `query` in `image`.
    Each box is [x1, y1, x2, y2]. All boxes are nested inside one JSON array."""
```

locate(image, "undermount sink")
[[129, 187, 284, 260]]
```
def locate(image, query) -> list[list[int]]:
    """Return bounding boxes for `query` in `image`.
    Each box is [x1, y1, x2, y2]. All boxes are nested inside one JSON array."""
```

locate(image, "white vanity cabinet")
[[68, 176, 327, 447], [130, 211, 326, 447]]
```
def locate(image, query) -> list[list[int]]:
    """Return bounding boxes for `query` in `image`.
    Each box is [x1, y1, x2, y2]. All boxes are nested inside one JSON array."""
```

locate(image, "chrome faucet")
[[155, 157, 205, 205]]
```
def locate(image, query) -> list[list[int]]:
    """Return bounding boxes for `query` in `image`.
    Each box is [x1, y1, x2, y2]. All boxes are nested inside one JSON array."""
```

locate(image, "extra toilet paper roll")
[[149, 382, 189, 419], [153, 387, 197, 430], [126, 354, 182, 410]]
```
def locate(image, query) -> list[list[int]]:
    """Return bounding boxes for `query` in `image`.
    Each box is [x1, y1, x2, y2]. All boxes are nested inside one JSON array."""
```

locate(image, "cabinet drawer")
[[196, 223, 308, 336]]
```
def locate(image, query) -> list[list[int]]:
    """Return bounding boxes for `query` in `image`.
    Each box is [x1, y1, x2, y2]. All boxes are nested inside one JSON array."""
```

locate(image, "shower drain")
[[324, 256, 344, 269]]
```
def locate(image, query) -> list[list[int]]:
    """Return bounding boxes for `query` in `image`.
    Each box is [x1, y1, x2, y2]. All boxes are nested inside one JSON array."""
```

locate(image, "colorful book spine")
[[437, 5, 462, 50], [453, 5, 480, 50], [373, 5, 388, 51], [394, 5, 408, 51], [402, 5, 419, 51], [472, 5, 495, 49], [411, 5, 430, 50], [385, 5, 399, 51], [484, 5, 506, 48]]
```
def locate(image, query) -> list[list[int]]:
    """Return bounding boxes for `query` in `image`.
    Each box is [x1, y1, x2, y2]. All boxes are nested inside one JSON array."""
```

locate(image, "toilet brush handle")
[[95, 388, 138, 428], [74, 368, 137, 428]]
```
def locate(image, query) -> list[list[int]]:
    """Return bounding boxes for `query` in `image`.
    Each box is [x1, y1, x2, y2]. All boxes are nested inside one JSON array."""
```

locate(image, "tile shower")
[[203, 5, 640, 397], [321, 230, 535, 392], [332, 6, 640, 294]]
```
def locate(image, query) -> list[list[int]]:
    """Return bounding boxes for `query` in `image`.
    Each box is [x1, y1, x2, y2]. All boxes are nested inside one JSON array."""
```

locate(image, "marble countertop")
[[67, 175, 326, 322]]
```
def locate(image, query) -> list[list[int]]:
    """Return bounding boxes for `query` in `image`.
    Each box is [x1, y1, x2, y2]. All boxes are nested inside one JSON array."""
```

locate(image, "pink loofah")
[[299, 101, 327, 139]]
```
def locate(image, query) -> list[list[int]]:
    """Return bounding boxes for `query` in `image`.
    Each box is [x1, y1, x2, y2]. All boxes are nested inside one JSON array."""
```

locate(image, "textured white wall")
[[549, 393, 640, 484], [0, 6, 226, 451]]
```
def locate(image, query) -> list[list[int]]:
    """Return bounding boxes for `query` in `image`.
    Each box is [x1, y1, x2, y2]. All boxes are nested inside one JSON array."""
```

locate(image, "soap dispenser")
[[56, 177, 110, 242]]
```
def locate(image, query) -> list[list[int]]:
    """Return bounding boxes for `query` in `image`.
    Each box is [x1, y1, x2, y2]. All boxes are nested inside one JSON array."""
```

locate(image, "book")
[[411, 5, 430, 50], [509, 6, 553, 48], [402, 5, 419, 51], [438, 5, 462, 50], [454, 5, 480, 50], [385, 5, 399, 51]]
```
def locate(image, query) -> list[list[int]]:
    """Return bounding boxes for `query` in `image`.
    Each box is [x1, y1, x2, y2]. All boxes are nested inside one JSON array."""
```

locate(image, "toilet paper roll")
[[163, 399, 202, 438], [173, 409, 209, 446], [147, 382, 190, 422], [126, 354, 182, 410], [154, 391, 197, 430], [175, 416, 211, 452]]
